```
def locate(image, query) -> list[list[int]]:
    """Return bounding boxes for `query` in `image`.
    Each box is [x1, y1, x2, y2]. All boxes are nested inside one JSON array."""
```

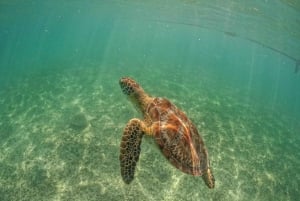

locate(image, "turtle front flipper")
[[120, 118, 145, 184]]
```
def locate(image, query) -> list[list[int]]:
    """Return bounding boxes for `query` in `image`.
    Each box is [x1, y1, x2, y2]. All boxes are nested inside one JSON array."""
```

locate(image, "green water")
[[0, 1, 300, 200]]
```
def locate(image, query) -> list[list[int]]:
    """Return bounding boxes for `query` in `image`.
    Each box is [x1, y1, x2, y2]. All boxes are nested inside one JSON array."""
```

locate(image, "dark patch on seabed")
[[0, 65, 299, 201]]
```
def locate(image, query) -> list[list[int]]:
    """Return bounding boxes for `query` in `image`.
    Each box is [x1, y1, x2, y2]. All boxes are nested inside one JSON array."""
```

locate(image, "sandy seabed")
[[0, 64, 299, 201]]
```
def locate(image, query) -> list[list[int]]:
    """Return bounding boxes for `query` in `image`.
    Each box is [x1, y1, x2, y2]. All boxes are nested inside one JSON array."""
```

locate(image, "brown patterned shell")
[[146, 97, 209, 176]]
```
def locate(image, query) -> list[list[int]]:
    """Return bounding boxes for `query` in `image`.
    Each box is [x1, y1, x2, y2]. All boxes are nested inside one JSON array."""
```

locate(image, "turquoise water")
[[0, 1, 300, 200]]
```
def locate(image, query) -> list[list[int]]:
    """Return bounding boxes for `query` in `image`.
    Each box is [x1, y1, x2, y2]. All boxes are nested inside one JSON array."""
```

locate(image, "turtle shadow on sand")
[[69, 112, 90, 131]]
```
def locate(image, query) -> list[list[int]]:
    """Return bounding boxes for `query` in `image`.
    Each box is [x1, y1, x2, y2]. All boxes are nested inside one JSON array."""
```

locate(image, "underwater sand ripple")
[[0, 65, 299, 201]]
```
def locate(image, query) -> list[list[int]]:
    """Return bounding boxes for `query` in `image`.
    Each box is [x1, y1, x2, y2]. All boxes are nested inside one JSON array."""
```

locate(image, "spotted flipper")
[[119, 118, 145, 184]]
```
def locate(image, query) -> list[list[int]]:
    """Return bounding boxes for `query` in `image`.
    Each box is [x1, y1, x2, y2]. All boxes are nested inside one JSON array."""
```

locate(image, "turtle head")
[[119, 77, 143, 96], [119, 77, 150, 113]]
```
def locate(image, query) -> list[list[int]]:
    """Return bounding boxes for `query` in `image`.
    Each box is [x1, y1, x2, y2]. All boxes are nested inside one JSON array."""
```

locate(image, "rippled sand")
[[0, 65, 299, 201]]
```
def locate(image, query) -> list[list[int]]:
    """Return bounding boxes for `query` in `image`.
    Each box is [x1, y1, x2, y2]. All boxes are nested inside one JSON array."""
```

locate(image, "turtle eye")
[[119, 77, 139, 96]]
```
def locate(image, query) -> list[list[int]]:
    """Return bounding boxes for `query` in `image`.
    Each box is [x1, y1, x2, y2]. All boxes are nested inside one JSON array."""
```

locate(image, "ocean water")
[[0, 0, 300, 200]]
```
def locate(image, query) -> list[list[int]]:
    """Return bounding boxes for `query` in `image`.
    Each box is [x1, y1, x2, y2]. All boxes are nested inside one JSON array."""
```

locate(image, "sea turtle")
[[119, 77, 215, 188]]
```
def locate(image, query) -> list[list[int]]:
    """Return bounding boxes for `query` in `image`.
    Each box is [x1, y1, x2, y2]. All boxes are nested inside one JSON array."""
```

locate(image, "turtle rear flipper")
[[202, 168, 215, 189], [120, 118, 145, 184]]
